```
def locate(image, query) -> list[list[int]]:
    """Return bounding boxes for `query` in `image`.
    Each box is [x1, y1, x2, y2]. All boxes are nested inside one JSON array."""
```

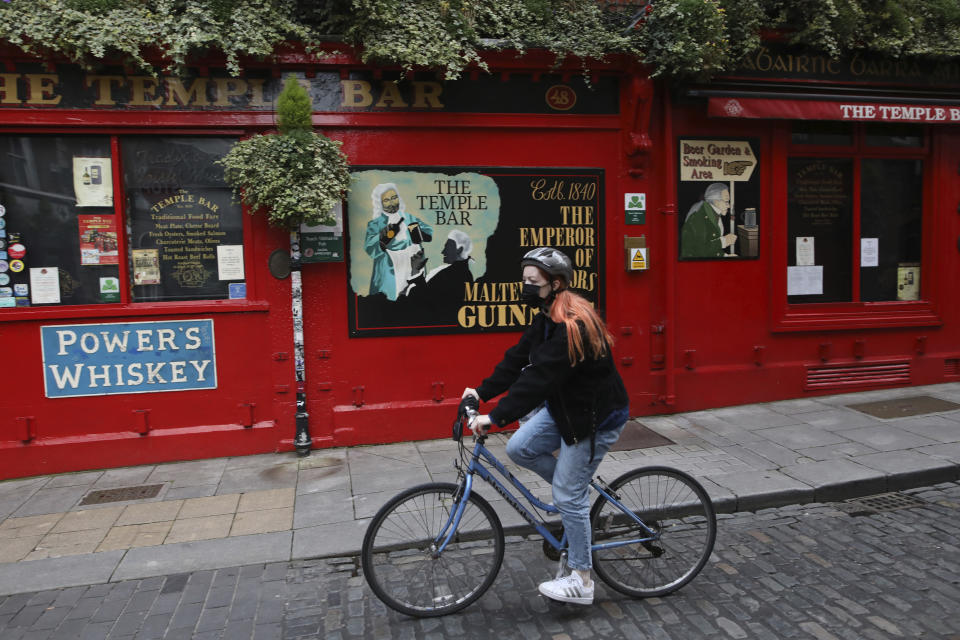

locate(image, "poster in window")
[[123, 138, 243, 302], [216, 245, 244, 280], [346, 167, 604, 337], [78, 215, 119, 265], [30, 267, 61, 304], [73, 157, 113, 207], [897, 263, 920, 300], [132, 249, 160, 285], [677, 139, 760, 260]]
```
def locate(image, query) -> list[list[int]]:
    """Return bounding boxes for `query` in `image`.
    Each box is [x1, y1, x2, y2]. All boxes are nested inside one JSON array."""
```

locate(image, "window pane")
[[865, 123, 923, 148], [122, 137, 244, 302], [0, 135, 119, 308], [860, 159, 923, 301], [791, 121, 853, 146], [787, 158, 854, 304]]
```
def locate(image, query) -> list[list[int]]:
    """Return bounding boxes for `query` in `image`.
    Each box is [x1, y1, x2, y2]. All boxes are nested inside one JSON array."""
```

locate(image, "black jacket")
[[477, 311, 629, 445]]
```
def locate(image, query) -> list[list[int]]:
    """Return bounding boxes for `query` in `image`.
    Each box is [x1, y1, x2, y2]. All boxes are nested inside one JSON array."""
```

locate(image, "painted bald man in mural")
[[680, 182, 737, 258], [403, 230, 475, 313], [364, 182, 434, 300]]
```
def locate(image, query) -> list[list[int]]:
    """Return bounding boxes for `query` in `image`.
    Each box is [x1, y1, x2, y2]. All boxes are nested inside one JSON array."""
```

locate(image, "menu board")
[[123, 137, 243, 302], [128, 187, 242, 300], [346, 167, 604, 336], [787, 158, 853, 303]]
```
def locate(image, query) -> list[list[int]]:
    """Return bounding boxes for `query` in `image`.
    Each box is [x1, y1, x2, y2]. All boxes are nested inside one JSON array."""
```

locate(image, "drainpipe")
[[290, 230, 312, 457], [662, 84, 678, 407]]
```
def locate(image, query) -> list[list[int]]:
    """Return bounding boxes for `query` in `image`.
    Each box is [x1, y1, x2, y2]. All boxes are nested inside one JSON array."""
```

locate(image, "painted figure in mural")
[[462, 247, 629, 606], [364, 183, 434, 300], [680, 182, 737, 258], [422, 229, 474, 297]]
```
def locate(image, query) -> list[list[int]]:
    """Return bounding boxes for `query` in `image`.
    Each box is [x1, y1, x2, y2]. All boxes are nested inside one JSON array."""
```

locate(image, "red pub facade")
[[2, 43, 959, 480]]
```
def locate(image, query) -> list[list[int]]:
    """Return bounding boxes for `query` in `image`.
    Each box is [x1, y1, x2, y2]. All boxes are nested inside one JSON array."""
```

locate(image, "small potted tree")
[[219, 75, 351, 229]]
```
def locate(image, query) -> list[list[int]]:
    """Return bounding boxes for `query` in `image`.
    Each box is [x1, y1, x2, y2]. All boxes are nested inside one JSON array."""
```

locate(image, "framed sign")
[[347, 167, 604, 336], [41, 319, 217, 398], [123, 138, 244, 302], [678, 139, 761, 260]]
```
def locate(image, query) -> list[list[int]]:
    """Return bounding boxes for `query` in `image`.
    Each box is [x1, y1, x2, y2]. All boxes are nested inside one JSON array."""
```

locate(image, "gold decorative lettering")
[[25, 74, 61, 105], [412, 81, 444, 108], [85, 75, 123, 106], [212, 78, 248, 107], [375, 81, 408, 108], [0, 73, 20, 104], [341, 80, 373, 107], [129, 76, 164, 106], [756, 47, 772, 72], [165, 77, 210, 107], [247, 78, 266, 107]]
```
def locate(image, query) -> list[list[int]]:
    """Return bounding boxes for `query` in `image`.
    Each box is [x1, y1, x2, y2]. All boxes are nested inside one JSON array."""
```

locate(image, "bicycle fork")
[[432, 472, 475, 557]]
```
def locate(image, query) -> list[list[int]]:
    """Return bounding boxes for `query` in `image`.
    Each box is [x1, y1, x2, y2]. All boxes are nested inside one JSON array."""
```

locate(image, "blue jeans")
[[505, 405, 629, 571]]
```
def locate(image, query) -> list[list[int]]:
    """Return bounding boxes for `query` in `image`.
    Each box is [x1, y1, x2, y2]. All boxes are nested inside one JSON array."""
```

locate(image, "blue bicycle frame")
[[435, 436, 659, 556]]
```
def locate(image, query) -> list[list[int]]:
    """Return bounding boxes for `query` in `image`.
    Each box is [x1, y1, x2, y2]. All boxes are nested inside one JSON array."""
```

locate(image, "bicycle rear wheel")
[[361, 482, 504, 617], [590, 467, 716, 598]]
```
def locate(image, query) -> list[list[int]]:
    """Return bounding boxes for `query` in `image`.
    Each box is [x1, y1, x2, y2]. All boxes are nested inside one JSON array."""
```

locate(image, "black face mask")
[[520, 283, 545, 307]]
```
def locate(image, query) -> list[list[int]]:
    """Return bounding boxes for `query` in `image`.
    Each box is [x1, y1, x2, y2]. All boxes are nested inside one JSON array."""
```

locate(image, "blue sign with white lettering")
[[41, 319, 217, 398]]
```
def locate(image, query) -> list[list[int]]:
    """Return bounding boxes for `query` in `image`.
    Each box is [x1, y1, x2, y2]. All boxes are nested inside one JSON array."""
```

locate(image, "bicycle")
[[361, 399, 717, 617]]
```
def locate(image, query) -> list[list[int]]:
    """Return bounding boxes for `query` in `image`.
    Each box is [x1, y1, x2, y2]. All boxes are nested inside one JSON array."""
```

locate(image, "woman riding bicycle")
[[462, 246, 629, 605]]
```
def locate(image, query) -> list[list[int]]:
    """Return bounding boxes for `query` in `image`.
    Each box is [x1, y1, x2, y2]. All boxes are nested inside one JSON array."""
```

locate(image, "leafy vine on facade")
[[2, 0, 958, 228], [0, 0, 958, 79]]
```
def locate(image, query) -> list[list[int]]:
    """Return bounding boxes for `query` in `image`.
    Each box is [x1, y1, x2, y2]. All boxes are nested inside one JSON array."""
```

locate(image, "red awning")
[[709, 96, 960, 123]]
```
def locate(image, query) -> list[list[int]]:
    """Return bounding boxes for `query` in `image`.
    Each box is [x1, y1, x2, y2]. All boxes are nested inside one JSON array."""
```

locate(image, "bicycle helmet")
[[520, 247, 574, 286]]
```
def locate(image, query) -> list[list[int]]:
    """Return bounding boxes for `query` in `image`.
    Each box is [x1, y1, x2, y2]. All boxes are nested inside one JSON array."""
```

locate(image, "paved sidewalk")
[[1, 382, 959, 596]]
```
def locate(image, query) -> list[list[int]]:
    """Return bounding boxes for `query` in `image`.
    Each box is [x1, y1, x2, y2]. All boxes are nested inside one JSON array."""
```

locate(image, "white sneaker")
[[538, 572, 594, 605]]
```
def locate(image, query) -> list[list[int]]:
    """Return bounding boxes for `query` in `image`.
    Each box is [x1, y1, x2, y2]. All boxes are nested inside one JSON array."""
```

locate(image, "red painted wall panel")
[[0, 215, 296, 479], [666, 104, 960, 411], [300, 120, 658, 446]]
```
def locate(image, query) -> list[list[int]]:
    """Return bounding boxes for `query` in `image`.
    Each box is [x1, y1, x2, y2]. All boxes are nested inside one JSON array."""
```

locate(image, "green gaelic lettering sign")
[[346, 167, 604, 337], [299, 204, 344, 263]]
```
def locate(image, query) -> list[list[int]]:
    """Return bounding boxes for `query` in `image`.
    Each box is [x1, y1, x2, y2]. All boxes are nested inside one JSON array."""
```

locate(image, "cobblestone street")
[[1, 481, 959, 640]]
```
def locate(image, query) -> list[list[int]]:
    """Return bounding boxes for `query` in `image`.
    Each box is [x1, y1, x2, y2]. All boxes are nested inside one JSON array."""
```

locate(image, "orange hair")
[[549, 289, 615, 366]]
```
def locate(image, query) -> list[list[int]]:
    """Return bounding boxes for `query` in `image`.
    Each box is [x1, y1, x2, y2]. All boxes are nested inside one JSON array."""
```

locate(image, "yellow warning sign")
[[630, 247, 647, 270]]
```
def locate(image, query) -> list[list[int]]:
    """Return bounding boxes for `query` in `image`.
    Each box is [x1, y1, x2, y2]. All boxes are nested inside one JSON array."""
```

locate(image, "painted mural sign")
[[678, 138, 761, 260], [347, 167, 604, 336], [41, 319, 217, 398]]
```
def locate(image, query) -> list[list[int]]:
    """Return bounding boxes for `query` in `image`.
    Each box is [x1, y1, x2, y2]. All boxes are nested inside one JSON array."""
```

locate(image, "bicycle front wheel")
[[361, 482, 505, 617], [590, 467, 716, 598]]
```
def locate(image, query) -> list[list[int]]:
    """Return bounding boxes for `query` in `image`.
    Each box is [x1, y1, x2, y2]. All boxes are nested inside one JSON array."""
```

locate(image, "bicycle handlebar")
[[452, 396, 480, 441]]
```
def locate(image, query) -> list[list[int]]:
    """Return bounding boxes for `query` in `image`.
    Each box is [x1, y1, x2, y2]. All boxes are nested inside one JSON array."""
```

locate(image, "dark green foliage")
[[637, 0, 729, 78]]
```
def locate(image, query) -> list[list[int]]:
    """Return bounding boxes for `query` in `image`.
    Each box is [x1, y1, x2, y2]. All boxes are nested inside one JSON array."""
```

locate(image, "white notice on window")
[[30, 267, 61, 304], [861, 238, 879, 267], [796, 237, 815, 266], [787, 265, 823, 296], [217, 245, 245, 280], [73, 157, 113, 207]]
